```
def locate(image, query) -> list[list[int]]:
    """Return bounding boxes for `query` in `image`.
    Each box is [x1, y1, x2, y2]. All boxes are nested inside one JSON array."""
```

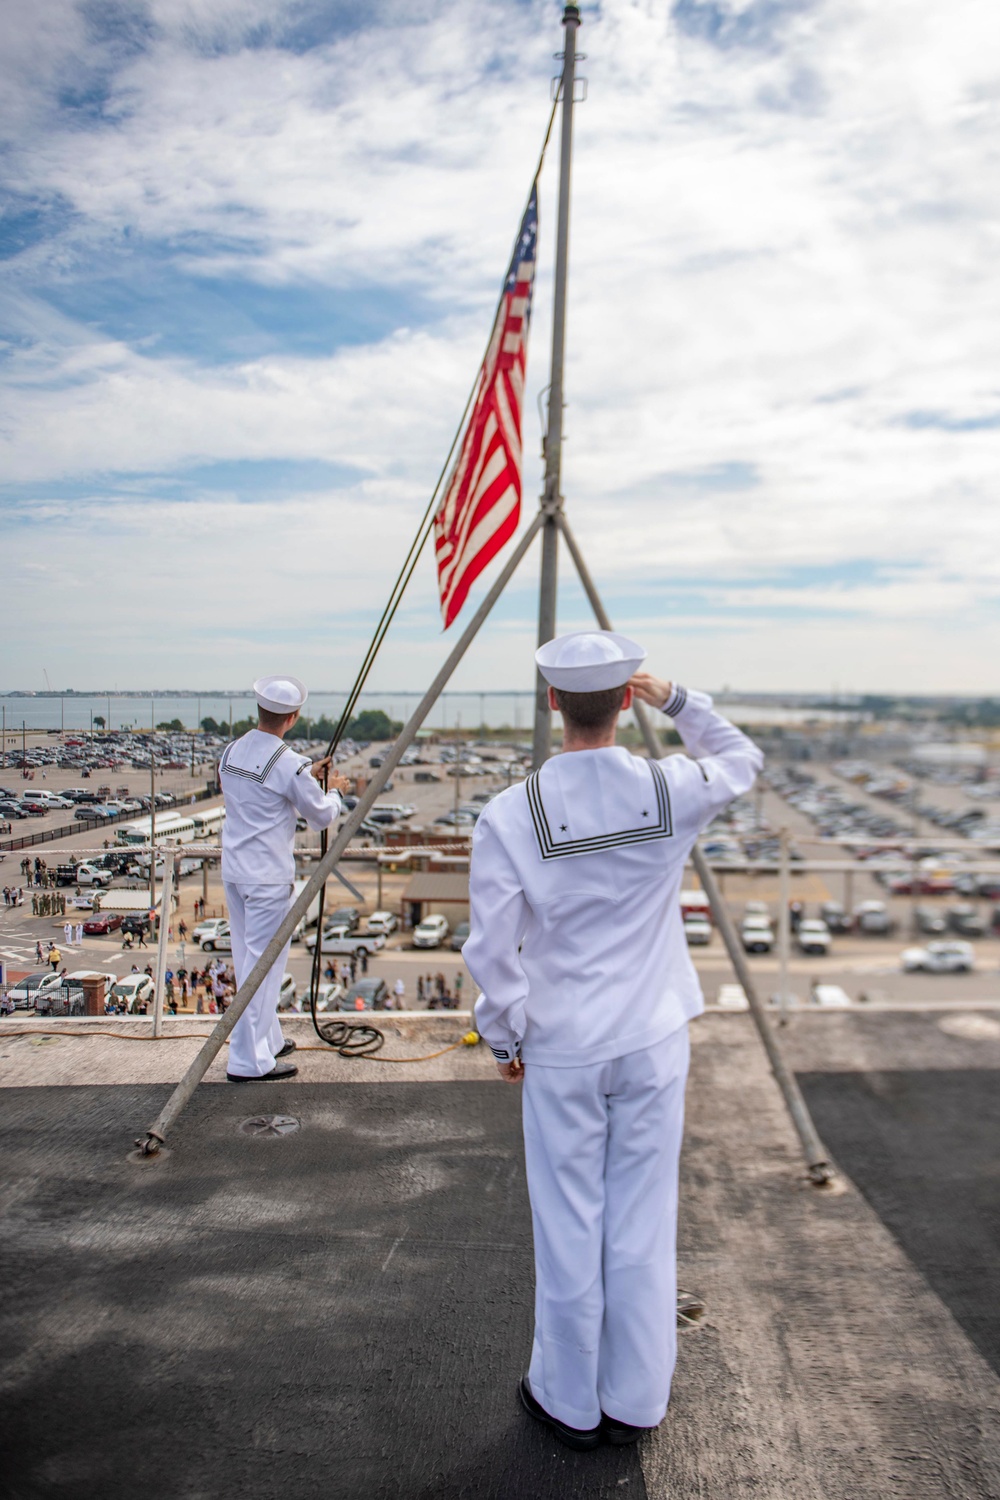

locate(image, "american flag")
[[434, 185, 538, 628]]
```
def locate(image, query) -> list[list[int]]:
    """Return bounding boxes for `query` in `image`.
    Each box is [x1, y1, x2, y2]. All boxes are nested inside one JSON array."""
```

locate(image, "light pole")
[[454, 717, 462, 821]]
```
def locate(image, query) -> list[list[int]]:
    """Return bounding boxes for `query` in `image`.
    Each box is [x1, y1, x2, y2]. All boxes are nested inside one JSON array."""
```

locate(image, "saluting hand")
[[629, 672, 673, 709], [496, 1058, 524, 1084]]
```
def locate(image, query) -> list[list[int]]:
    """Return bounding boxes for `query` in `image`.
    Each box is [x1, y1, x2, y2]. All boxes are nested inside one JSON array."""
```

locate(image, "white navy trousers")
[[522, 1023, 690, 1431], [224, 882, 293, 1078]]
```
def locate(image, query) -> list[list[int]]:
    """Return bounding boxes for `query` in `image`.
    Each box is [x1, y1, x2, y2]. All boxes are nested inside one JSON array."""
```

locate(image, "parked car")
[[900, 941, 975, 973], [120, 915, 151, 939], [366, 910, 398, 936], [853, 900, 895, 935], [340, 978, 389, 1011], [819, 901, 852, 934], [947, 904, 987, 938], [192, 917, 228, 942], [83, 913, 123, 936], [450, 920, 471, 951], [110, 974, 155, 1012], [200, 925, 232, 952], [914, 906, 947, 936], [304, 929, 385, 957], [683, 916, 713, 947], [5, 971, 65, 1010], [326, 907, 359, 932], [740, 915, 774, 954], [413, 914, 450, 949], [35, 984, 85, 1017], [287, 979, 344, 1013], [795, 920, 831, 957]]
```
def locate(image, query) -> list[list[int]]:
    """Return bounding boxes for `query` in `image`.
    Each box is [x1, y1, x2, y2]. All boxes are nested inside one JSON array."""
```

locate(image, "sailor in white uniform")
[[220, 675, 349, 1081], [464, 631, 763, 1449]]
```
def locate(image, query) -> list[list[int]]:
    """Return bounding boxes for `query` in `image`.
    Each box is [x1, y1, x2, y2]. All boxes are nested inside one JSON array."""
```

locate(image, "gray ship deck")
[[1, 1010, 998, 1499]]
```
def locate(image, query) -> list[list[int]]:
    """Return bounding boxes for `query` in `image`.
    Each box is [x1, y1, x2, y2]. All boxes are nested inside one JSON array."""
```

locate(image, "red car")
[[83, 913, 123, 936]]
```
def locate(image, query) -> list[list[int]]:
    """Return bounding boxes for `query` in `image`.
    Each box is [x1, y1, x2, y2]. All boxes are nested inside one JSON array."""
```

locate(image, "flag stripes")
[[434, 184, 538, 628]]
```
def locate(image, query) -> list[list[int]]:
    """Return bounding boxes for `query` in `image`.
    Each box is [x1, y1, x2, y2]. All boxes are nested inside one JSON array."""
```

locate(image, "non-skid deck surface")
[[2, 1010, 1000, 1499]]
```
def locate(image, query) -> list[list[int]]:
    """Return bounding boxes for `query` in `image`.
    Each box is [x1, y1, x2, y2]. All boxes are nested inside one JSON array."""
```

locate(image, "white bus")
[[192, 805, 226, 837], [116, 813, 198, 847]]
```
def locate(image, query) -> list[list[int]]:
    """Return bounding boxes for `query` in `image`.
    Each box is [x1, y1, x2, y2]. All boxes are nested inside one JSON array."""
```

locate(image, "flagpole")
[[531, 2, 581, 770]]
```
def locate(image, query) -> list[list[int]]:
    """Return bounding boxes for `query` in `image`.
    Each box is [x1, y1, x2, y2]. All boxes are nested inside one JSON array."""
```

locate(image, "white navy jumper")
[[219, 730, 341, 1078], [465, 688, 763, 1430]]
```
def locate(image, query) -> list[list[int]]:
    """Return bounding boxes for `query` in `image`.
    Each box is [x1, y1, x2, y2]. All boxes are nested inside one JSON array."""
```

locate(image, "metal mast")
[[531, 2, 581, 769]]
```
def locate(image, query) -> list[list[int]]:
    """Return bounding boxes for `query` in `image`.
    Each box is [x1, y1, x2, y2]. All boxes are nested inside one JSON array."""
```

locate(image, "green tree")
[[346, 709, 403, 740], [156, 718, 185, 731], [93, 715, 105, 728], [200, 717, 222, 734]]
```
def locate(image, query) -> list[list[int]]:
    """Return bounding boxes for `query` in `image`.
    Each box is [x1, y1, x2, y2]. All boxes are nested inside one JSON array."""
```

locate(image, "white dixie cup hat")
[[534, 631, 647, 692], [253, 675, 308, 714]]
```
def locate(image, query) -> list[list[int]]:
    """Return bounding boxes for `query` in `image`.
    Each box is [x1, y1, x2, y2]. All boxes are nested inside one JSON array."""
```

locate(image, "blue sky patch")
[[896, 409, 1000, 433], [672, 0, 812, 53], [33, 261, 439, 363]]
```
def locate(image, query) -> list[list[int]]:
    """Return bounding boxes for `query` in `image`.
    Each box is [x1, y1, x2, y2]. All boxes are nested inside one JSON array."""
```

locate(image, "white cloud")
[[1, 0, 999, 693]]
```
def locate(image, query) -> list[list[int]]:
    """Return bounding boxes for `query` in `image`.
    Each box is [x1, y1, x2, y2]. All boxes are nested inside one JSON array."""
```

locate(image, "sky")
[[1, 0, 999, 696]]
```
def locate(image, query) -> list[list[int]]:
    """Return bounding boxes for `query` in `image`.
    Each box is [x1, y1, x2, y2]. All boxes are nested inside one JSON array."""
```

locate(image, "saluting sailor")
[[219, 675, 349, 1082], [464, 631, 763, 1450]]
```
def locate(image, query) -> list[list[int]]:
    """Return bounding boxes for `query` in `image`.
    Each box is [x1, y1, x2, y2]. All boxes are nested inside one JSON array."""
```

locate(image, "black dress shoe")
[[226, 1062, 298, 1082], [519, 1377, 601, 1451], [600, 1413, 656, 1446], [276, 1039, 296, 1058]]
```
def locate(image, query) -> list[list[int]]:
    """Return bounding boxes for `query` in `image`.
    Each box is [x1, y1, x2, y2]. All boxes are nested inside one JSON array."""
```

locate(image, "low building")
[[400, 871, 469, 930]]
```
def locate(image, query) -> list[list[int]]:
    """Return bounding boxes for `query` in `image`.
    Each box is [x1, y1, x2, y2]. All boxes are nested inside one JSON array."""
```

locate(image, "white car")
[[683, 917, 713, 947], [5, 971, 65, 1009], [900, 941, 975, 973], [413, 914, 450, 949], [275, 973, 298, 1010], [795, 920, 831, 957], [740, 915, 774, 954], [193, 917, 229, 942], [200, 925, 232, 953], [283, 979, 345, 1013], [366, 910, 398, 935], [110, 974, 155, 1012]]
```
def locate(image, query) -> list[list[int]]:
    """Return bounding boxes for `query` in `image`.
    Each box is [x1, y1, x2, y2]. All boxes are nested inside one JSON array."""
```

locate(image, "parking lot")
[[3, 729, 1000, 1017]]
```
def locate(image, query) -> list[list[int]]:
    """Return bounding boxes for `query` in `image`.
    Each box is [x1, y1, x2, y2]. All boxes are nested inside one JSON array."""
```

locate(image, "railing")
[[0, 784, 218, 854]]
